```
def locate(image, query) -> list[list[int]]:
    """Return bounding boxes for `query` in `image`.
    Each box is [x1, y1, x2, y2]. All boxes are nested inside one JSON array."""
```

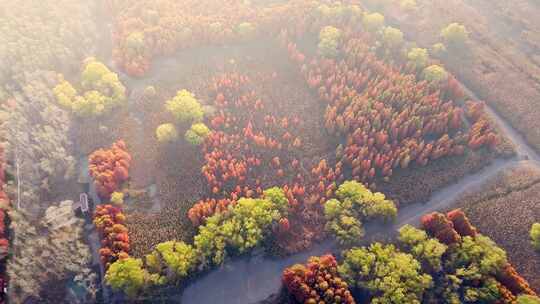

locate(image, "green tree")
[[194, 187, 288, 267], [53, 58, 126, 117], [156, 123, 179, 143], [517, 295, 540, 304], [407, 47, 429, 69], [318, 26, 342, 58], [145, 241, 198, 283], [382, 26, 404, 49], [431, 43, 447, 58], [105, 257, 159, 298], [324, 199, 364, 246], [324, 181, 396, 247], [125, 31, 145, 55], [530, 223, 540, 251], [165, 89, 204, 124], [440, 23, 469, 48], [423, 65, 448, 83], [362, 12, 385, 32], [446, 235, 507, 276], [339, 243, 433, 304], [185, 123, 210, 145], [53, 79, 78, 109], [399, 224, 447, 271]]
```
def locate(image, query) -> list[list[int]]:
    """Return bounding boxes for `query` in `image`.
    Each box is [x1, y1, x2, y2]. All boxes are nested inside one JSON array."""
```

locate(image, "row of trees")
[[105, 187, 289, 298], [283, 209, 538, 304]]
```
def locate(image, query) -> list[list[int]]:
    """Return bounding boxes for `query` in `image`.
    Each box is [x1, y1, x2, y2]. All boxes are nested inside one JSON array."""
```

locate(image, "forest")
[[0, 0, 539, 303]]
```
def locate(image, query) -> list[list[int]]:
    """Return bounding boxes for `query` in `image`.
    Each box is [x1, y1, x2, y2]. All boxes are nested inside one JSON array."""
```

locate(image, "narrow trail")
[[93, 8, 540, 303]]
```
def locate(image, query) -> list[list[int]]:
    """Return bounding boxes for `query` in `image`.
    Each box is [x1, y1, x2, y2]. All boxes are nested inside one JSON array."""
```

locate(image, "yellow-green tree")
[[530, 223, 540, 251], [53, 58, 126, 117], [440, 23, 469, 48], [324, 181, 397, 247], [105, 257, 162, 298], [145, 241, 198, 283], [165, 90, 204, 124], [362, 12, 385, 32], [318, 26, 342, 58], [382, 26, 404, 49], [156, 123, 179, 143], [407, 47, 429, 69], [339, 243, 433, 304], [185, 123, 210, 145], [423, 65, 448, 83]]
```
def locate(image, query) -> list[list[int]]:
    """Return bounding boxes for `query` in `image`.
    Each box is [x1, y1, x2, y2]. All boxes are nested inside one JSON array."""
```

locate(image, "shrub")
[[185, 123, 210, 145], [318, 26, 342, 58], [407, 47, 429, 69], [156, 123, 179, 143], [423, 64, 449, 83], [531, 223, 540, 251], [362, 12, 385, 32], [339, 243, 432, 304], [440, 23, 469, 48], [165, 89, 204, 124]]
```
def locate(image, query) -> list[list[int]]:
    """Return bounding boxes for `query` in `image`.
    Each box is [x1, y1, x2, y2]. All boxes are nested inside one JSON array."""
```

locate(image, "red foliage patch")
[[421, 212, 461, 245], [89, 140, 132, 200], [282, 254, 355, 304], [94, 204, 130, 269], [446, 209, 477, 238]]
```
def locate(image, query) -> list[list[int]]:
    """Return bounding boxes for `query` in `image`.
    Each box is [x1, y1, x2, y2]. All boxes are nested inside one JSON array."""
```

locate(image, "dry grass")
[[450, 161, 540, 293]]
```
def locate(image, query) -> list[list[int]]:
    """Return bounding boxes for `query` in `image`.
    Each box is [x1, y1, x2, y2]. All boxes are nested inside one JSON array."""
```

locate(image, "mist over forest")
[[0, 1, 539, 303]]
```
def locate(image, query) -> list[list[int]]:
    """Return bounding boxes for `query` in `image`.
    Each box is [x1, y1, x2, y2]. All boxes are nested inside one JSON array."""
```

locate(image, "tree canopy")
[[339, 243, 433, 304]]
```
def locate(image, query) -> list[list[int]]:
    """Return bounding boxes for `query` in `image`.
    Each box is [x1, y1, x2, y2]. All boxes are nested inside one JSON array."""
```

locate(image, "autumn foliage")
[[423, 210, 537, 299], [94, 204, 130, 269], [282, 28, 498, 189], [107, 0, 318, 76], [421, 211, 461, 245], [89, 140, 131, 200], [282, 254, 355, 304]]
